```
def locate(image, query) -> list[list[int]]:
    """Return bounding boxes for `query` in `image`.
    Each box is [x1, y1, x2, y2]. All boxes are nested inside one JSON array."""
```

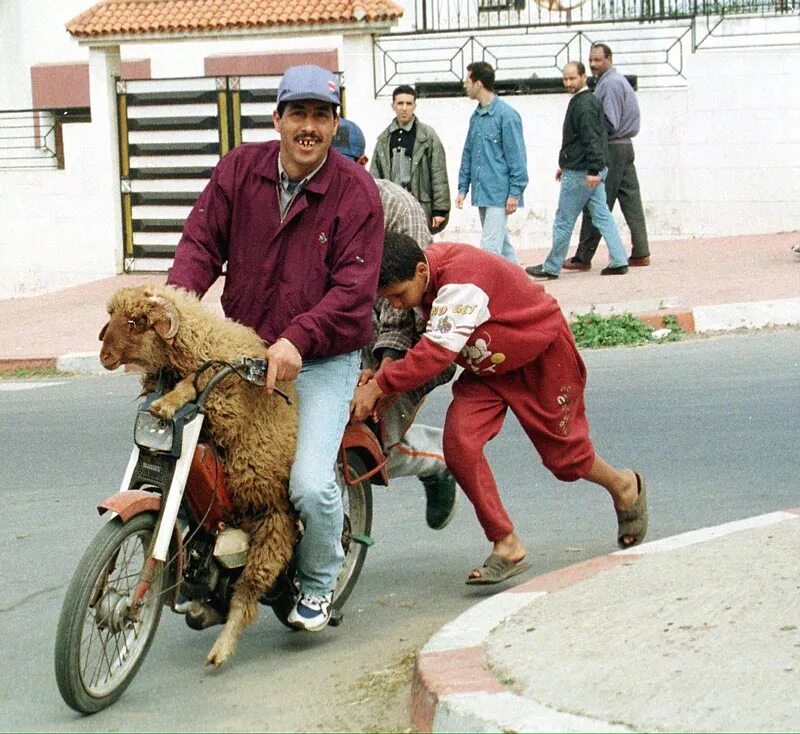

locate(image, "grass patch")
[[570, 311, 682, 349], [0, 367, 68, 380]]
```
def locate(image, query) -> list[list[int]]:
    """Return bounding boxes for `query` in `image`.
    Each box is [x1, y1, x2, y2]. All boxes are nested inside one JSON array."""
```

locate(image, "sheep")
[[98, 283, 298, 669]]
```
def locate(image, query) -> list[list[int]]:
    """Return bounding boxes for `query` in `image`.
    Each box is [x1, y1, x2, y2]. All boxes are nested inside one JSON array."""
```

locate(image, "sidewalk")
[[411, 509, 800, 733], [0, 231, 798, 372]]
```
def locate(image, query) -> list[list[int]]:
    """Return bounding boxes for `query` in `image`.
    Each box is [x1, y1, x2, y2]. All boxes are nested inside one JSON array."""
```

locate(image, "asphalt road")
[[0, 328, 797, 731]]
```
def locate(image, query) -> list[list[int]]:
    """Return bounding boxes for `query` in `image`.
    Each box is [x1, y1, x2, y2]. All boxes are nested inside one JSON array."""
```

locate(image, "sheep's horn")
[[161, 303, 179, 340], [147, 295, 180, 341]]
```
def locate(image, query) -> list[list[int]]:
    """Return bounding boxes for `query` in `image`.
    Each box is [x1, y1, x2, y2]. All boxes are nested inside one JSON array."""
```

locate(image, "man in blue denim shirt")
[[455, 62, 528, 264]]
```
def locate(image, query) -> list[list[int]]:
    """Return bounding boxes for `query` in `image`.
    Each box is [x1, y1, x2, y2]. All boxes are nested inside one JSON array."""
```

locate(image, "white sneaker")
[[287, 591, 333, 632]]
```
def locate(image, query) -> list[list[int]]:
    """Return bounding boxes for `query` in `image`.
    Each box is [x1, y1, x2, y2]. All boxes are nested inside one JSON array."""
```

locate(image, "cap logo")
[[327, 80, 337, 93]]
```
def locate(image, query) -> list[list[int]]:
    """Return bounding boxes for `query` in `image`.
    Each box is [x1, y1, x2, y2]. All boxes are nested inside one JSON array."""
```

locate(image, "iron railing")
[[0, 108, 90, 170], [412, 0, 798, 32], [375, 0, 799, 95], [374, 22, 692, 94]]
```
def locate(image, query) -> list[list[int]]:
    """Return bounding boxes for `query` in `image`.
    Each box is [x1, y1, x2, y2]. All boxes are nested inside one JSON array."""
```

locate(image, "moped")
[[54, 357, 389, 714]]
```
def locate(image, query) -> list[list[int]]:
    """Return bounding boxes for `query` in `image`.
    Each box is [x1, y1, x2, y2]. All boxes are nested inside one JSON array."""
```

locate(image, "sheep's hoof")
[[206, 639, 233, 669], [149, 398, 176, 420]]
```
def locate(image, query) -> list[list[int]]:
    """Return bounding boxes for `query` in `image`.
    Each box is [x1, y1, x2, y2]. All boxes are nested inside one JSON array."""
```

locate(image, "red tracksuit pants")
[[442, 330, 596, 541]]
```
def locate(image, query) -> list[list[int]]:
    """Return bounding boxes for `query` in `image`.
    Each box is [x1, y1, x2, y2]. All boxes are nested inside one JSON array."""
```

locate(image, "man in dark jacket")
[[167, 65, 384, 633], [526, 62, 629, 280], [370, 85, 451, 234], [566, 43, 651, 270]]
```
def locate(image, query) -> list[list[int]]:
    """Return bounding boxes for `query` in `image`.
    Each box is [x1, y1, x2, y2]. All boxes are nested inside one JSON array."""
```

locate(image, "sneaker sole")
[[288, 614, 331, 633]]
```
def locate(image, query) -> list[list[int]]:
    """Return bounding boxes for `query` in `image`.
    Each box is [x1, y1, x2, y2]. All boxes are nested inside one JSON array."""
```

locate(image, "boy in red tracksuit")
[[351, 233, 648, 584]]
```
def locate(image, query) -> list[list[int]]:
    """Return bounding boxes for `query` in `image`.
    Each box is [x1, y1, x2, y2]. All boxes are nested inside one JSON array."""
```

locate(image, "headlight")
[[134, 410, 175, 453]]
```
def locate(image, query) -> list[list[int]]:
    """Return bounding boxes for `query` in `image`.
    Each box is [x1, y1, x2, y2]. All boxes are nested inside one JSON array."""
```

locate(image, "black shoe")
[[601, 265, 629, 275], [562, 257, 591, 271], [420, 470, 458, 530], [525, 264, 559, 280]]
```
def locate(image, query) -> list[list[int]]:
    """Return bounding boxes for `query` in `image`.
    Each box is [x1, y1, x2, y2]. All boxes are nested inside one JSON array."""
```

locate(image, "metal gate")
[[116, 73, 343, 271]]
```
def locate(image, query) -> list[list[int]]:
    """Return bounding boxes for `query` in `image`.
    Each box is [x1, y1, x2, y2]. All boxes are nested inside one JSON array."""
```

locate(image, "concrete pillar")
[[87, 45, 124, 272], [340, 33, 385, 148]]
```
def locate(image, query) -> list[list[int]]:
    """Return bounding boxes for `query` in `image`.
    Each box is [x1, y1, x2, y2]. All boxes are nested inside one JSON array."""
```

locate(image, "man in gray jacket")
[[565, 43, 651, 269], [371, 85, 451, 234]]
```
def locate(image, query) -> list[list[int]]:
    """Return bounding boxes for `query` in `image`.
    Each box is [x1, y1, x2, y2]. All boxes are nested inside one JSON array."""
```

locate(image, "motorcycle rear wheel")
[[332, 452, 373, 610], [270, 452, 373, 626], [54, 513, 165, 714]]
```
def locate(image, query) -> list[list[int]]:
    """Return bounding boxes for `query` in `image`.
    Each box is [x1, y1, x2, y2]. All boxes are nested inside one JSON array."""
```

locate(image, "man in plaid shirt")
[[334, 118, 458, 530]]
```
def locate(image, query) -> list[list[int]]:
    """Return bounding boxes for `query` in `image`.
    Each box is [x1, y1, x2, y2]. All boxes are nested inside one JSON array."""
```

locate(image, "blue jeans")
[[290, 350, 361, 594], [543, 168, 628, 275], [479, 206, 518, 264]]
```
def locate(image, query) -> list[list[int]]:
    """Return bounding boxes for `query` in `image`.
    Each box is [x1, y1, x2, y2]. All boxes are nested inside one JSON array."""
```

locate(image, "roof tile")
[[66, 0, 404, 37]]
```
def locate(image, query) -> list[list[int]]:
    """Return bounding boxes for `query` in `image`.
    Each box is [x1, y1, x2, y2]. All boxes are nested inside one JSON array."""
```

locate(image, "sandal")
[[465, 553, 531, 585], [616, 473, 648, 548]]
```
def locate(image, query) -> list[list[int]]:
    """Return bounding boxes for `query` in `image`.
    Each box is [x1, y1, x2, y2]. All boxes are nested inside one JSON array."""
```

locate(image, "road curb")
[[692, 297, 800, 333], [565, 297, 800, 335], [410, 509, 800, 733], [0, 299, 797, 375], [56, 351, 109, 374], [0, 357, 58, 372]]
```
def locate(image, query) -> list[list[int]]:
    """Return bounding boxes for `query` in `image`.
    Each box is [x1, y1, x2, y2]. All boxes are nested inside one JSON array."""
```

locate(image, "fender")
[[97, 489, 162, 520], [340, 422, 390, 486], [97, 489, 184, 608]]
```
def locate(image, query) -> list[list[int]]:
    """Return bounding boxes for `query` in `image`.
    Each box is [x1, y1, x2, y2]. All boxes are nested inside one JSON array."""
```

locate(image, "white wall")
[[1, 0, 799, 297], [411, 44, 800, 247], [0, 123, 117, 298], [0, 1, 90, 108]]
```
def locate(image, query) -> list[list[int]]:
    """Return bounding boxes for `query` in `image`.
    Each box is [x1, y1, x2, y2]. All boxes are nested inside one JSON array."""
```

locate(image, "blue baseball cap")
[[332, 118, 366, 160], [277, 64, 340, 106]]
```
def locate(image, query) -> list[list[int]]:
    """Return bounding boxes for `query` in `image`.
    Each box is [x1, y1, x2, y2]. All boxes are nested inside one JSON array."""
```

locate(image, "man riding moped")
[[167, 65, 383, 632]]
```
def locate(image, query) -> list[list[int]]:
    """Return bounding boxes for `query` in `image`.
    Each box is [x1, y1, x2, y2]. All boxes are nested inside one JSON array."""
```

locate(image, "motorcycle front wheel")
[[54, 513, 165, 714]]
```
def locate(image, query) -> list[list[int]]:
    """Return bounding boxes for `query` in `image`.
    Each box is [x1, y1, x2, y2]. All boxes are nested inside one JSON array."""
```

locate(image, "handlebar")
[[193, 357, 293, 410]]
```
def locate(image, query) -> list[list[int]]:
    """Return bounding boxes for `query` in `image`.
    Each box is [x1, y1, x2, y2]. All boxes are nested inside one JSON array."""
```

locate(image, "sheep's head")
[[99, 286, 180, 371]]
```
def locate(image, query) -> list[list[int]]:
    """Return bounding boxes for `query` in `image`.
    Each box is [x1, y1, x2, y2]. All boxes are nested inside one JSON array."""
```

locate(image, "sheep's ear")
[[98, 322, 108, 341]]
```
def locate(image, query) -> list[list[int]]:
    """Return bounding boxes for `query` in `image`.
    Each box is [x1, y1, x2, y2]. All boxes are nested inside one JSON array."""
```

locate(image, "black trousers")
[[574, 141, 650, 262]]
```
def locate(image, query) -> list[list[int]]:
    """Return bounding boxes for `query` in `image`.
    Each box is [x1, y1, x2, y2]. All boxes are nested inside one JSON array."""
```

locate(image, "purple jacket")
[[167, 141, 384, 360]]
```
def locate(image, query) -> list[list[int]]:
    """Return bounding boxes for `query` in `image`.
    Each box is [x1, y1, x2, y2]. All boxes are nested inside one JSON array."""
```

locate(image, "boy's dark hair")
[[591, 43, 613, 60], [466, 61, 495, 92], [379, 232, 425, 289], [392, 84, 417, 100]]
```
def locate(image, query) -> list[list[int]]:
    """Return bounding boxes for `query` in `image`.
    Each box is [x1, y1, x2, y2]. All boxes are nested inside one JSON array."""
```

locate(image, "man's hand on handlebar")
[[265, 338, 302, 394]]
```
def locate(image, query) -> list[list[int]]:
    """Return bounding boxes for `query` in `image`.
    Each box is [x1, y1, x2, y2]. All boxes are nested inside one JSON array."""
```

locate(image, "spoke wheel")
[[55, 514, 165, 714], [332, 452, 373, 610]]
